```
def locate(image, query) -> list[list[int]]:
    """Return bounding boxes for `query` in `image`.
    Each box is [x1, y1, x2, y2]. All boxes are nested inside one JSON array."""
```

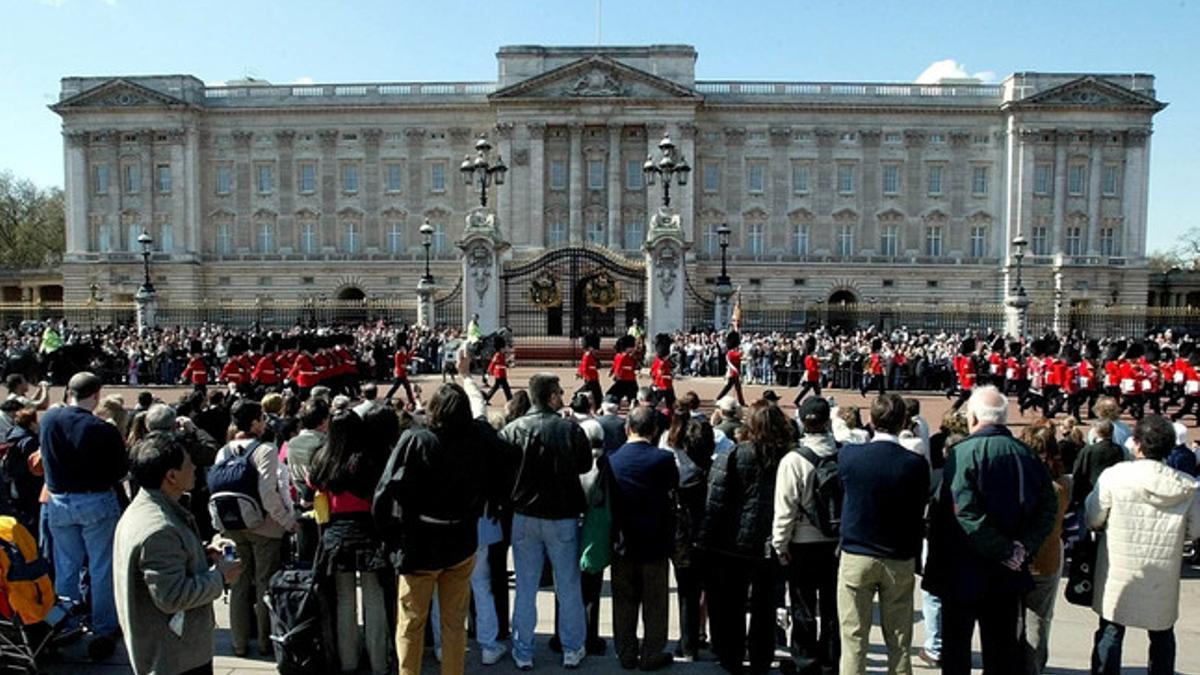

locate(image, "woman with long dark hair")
[[699, 400, 794, 673], [309, 409, 391, 675], [374, 383, 489, 675]]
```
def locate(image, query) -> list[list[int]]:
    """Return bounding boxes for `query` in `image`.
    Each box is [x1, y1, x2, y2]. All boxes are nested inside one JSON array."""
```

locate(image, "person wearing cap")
[[773, 396, 841, 672], [713, 396, 742, 440], [39, 371, 129, 659]]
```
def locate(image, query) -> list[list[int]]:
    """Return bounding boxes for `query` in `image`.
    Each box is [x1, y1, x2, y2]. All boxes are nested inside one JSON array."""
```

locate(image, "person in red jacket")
[[384, 334, 416, 406], [714, 331, 745, 406], [987, 338, 1006, 389], [180, 343, 209, 393], [1005, 341, 1028, 407], [1022, 340, 1046, 416], [860, 337, 886, 398], [1042, 341, 1065, 418], [218, 352, 246, 389], [1171, 349, 1200, 425], [285, 344, 319, 400], [484, 336, 513, 404], [649, 333, 676, 408], [792, 336, 822, 407], [606, 335, 640, 405], [251, 349, 281, 397], [950, 337, 976, 412], [574, 333, 603, 410], [1117, 342, 1144, 420], [1102, 341, 1124, 404]]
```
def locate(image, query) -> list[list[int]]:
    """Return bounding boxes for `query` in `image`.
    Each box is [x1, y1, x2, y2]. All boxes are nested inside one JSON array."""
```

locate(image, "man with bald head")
[[923, 385, 1059, 674]]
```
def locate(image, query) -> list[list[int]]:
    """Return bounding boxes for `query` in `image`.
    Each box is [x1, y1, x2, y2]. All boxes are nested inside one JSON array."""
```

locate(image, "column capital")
[[567, 122, 585, 134], [64, 130, 90, 147], [449, 127, 473, 142], [404, 126, 427, 140], [494, 122, 515, 139], [361, 127, 383, 143], [859, 129, 881, 148], [525, 122, 547, 138], [232, 130, 254, 146], [1125, 128, 1151, 147], [903, 130, 925, 148], [814, 128, 837, 147], [723, 126, 746, 146], [949, 131, 971, 148], [769, 126, 792, 146], [274, 129, 297, 145], [678, 122, 698, 140], [317, 129, 339, 145]]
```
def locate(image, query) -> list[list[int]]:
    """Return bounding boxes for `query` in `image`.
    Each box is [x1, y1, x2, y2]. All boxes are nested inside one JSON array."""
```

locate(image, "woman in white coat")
[[1086, 414, 1200, 675]]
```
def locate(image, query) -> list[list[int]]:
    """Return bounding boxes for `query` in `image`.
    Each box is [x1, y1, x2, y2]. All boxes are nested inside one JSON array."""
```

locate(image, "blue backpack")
[[207, 439, 265, 532]]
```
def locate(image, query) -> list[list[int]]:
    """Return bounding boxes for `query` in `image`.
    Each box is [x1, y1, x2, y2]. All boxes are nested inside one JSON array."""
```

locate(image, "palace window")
[[156, 164, 172, 194], [971, 166, 989, 196], [1034, 163, 1052, 195], [343, 221, 359, 253], [430, 162, 446, 193], [587, 160, 604, 190], [837, 225, 854, 257], [794, 223, 809, 256], [747, 162, 766, 193], [97, 219, 113, 252], [970, 226, 987, 258], [882, 164, 900, 195], [880, 224, 898, 256], [1068, 164, 1086, 195], [158, 218, 174, 253], [702, 223, 719, 256], [1102, 163, 1120, 196], [385, 163, 403, 192], [124, 216, 141, 253], [549, 160, 567, 190], [388, 222, 404, 254], [837, 165, 855, 194], [300, 222, 317, 254], [792, 164, 810, 194], [1031, 225, 1049, 256], [586, 220, 605, 245], [747, 222, 765, 256], [257, 222, 274, 253], [298, 162, 316, 193], [257, 165, 273, 194], [925, 226, 944, 257], [123, 163, 141, 194], [1100, 226, 1120, 256], [93, 164, 110, 195], [703, 162, 720, 193], [342, 163, 359, 193], [626, 160, 643, 190], [431, 221, 447, 254], [927, 165, 943, 196], [217, 222, 233, 255], [1065, 226, 1083, 255], [624, 221, 644, 251], [216, 165, 232, 195]]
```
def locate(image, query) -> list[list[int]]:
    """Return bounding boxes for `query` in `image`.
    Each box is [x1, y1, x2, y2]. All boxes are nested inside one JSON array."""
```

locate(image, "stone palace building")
[[52, 44, 1164, 327]]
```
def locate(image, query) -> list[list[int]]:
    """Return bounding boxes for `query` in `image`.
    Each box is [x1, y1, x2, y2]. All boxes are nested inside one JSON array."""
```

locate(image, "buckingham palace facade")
[[52, 44, 1164, 312]]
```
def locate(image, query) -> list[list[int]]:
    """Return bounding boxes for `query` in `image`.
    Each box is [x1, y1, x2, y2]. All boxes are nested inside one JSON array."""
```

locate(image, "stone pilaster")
[[275, 130, 296, 251], [318, 129, 339, 251], [362, 128, 382, 250], [1052, 132, 1067, 253], [63, 131, 89, 255], [607, 124, 622, 249], [1086, 135, 1103, 255], [459, 208, 509, 333], [644, 208, 687, 337], [527, 123, 546, 246], [568, 123, 583, 244], [1124, 129, 1150, 259]]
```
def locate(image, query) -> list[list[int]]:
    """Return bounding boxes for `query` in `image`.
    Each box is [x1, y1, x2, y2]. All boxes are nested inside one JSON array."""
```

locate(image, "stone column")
[[63, 131, 89, 255], [184, 127, 201, 256], [607, 124, 622, 249], [1123, 129, 1150, 259], [568, 123, 583, 244], [232, 130, 253, 251], [860, 130, 882, 253], [363, 128, 382, 251], [527, 123, 546, 246], [676, 122, 697, 245], [1052, 133, 1067, 253], [644, 209, 687, 337], [276, 130, 296, 251], [459, 208, 509, 333], [1052, 258, 1065, 335], [318, 129, 339, 250], [1086, 134, 1103, 255], [495, 123, 515, 244], [405, 127, 426, 251], [416, 279, 436, 328]]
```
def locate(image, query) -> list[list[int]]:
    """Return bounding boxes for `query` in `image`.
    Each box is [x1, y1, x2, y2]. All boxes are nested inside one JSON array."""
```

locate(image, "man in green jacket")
[[923, 385, 1058, 675], [115, 433, 242, 675]]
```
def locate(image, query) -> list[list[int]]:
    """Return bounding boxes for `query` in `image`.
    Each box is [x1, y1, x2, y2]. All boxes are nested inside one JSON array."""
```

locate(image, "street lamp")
[[717, 224, 732, 285], [1011, 234, 1028, 297], [643, 132, 691, 209], [460, 135, 507, 208], [137, 229, 155, 293], [420, 219, 435, 282]]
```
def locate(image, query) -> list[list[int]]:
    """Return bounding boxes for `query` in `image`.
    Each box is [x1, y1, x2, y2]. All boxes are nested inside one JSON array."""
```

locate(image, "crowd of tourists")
[[0, 321, 1199, 675]]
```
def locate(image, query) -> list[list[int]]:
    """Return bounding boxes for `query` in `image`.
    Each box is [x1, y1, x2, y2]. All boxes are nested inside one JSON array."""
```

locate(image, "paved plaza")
[[34, 369, 1200, 674]]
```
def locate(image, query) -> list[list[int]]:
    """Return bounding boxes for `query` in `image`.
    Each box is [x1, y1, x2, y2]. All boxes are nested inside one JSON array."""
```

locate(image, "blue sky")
[[3, 0, 1197, 253]]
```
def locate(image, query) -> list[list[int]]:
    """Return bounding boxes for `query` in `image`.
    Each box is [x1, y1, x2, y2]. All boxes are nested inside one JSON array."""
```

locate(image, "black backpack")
[[795, 444, 843, 538], [265, 564, 333, 675], [206, 439, 264, 532]]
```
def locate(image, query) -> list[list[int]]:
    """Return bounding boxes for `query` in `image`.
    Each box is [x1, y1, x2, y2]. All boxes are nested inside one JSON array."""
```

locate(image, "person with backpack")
[[835, 393, 929, 675], [772, 396, 841, 674], [209, 398, 299, 657]]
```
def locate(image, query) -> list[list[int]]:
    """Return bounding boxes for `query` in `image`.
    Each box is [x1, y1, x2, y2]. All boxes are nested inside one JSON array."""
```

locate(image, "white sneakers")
[[481, 644, 507, 666], [563, 645, 587, 669]]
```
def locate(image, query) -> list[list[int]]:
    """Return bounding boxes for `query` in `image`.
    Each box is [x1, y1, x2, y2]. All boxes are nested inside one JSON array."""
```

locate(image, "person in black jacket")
[[699, 399, 793, 674], [373, 383, 489, 675], [497, 373, 593, 671]]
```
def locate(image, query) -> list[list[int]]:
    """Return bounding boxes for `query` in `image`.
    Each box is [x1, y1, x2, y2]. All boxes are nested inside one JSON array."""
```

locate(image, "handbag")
[[1064, 531, 1098, 606], [578, 472, 612, 574]]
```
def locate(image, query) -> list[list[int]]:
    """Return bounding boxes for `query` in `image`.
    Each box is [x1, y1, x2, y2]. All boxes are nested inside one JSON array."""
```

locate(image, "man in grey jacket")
[[773, 396, 840, 674], [115, 432, 242, 675]]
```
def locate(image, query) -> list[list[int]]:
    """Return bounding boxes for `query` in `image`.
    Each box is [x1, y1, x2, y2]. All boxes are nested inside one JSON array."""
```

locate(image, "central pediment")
[[1006, 76, 1165, 111], [490, 55, 700, 102]]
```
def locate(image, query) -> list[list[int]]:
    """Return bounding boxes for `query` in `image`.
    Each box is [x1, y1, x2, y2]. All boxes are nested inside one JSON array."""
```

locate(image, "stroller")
[[0, 515, 86, 673]]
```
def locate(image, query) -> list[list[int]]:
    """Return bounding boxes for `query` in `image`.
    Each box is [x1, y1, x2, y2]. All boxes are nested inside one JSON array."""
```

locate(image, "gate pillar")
[[644, 207, 688, 338], [459, 208, 509, 334]]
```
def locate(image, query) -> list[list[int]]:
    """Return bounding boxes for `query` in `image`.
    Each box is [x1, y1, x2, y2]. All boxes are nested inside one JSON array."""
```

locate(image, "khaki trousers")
[[836, 551, 914, 675], [396, 555, 474, 675]]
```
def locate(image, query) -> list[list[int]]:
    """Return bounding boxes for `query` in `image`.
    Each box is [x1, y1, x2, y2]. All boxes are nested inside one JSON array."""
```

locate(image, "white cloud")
[[915, 59, 996, 84], [293, 76, 314, 85]]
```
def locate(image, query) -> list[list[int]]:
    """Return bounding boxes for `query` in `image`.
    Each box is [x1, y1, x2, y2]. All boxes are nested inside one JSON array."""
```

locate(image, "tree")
[[0, 171, 64, 269]]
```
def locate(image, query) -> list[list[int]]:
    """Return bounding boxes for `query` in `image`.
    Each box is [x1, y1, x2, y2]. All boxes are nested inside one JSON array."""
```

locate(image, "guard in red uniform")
[[285, 342, 319, 400], [251, 348, 281, 396], [218, 352, 247, 389], [1005, 341, 1028, 406], [987, 338, 1006, 389], [1171, 349, 1200, 425], [384, 334, 416, 406], [860, 337, 886, 398], [1022, 340, 1046, 416], [1141, 342, 1163, 416], [715, 331, 745, 406], [1042, 341, 1065, 418], [792, 336, 822, 407], [950, 337, 977, 412], [1117, 342, 1143, 420], [1102, 341, 1124, 403], [180, 342, 209, 393], [484, 337, 513, 404], [649, 333, 676, 408], [606, 335, 640, 405], [575, 333, 603, 409]]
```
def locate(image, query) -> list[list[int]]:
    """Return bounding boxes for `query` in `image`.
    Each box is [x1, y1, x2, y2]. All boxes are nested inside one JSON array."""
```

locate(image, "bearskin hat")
[[804, 336, 817, 354], [1180, 341, 1195, 359], [1125, 341, 1145, 360], [991, 337, 1006, 354], [494, 335, 506, 351], [959, 337, 976, 356], [654, 333, 672, 359], [1084, 339, 1100, 361], [1144, 341, 1161, 361], [1064, 346, 1081, 365], [1008, 341, 1023, 357], [1029, 339, 1045, 358], [615, 335, 635, 352], [583, 333, 600, 350], [1104, 340, 1125, 363], [726, 331, 741, 349], [189, 340, 203, 356]]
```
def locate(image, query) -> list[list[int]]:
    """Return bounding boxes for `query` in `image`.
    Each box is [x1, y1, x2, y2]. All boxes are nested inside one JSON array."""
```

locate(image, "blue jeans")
[[921, 590, 942, 658], [1091, 618, 1175, 675], [46, 491, 120, 635], [510, 514, 585, 662]]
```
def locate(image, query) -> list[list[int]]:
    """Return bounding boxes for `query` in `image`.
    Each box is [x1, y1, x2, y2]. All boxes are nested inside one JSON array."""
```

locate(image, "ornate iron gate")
[[500, 246, 645, 338]]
